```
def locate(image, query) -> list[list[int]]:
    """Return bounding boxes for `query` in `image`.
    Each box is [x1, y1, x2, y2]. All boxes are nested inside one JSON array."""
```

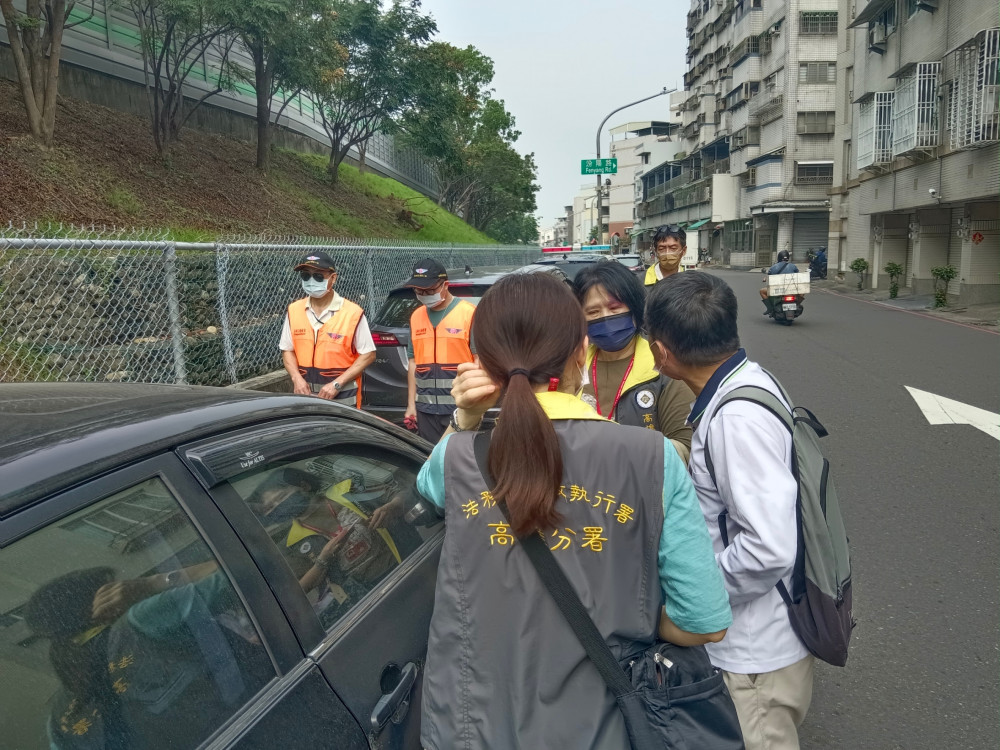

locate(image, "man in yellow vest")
[[644, 224, 687, 286], [279, 251, 376, 406], [403, 258, 476, 442]]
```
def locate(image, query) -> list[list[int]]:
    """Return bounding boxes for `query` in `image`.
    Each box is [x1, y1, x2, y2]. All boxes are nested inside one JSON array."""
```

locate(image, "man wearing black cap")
[[279, 251, 376, 405], [403, 258, 476, 442]]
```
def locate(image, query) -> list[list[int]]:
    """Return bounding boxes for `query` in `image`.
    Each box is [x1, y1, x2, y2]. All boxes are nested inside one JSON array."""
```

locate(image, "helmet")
[[777, 250, 791, 262]]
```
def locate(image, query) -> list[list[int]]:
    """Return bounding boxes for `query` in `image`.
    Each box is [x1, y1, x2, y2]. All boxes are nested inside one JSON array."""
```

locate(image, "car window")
[[226, 447, 436, 632], [0, 478, 275, 750], [617, 257, 641, 268], [372, 286, 489, 328]]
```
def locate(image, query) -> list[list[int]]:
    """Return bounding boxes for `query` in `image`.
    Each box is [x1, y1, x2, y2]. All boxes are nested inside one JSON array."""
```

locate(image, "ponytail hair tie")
[[508, 368, 531, 379]]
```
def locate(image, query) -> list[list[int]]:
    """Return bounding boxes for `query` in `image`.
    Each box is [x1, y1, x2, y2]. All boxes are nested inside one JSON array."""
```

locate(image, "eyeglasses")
[[299, 271, 328, 282]]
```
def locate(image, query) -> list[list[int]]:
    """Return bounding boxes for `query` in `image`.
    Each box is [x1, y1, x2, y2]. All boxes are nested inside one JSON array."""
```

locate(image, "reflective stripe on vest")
[[288, 297, 365, 407], [410, 301, 475, 412]]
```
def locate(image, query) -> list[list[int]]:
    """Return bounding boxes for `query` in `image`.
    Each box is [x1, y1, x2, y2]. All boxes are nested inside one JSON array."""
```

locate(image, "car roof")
[[389, 265, 514, 292], [0, 383, 419, 518], [534, 254, 608, 263]]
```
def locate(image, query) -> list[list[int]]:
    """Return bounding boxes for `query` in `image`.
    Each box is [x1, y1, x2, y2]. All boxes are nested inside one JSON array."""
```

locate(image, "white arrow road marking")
[[905, 386, 1000, 441]]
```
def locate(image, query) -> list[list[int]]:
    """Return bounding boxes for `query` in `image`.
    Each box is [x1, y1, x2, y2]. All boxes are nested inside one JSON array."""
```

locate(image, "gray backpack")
[[706, 377, 854, 667]]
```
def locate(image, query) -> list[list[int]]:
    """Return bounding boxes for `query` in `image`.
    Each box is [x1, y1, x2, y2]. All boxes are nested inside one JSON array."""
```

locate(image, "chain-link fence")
[[0, 226, 541, 386]]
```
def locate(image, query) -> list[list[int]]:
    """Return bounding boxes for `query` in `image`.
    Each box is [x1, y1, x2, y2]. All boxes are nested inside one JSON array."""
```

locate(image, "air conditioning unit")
[[868, 25, 887, 53]]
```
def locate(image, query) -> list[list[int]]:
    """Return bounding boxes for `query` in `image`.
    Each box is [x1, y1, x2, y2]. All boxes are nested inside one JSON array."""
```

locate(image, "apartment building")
[[637, 0, 839, 267], [831, 0, 998, 304], [605, 121, 679, 247]]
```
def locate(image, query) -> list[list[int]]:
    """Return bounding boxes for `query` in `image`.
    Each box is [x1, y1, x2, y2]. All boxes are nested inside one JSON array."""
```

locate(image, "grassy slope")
[[0, 79, 492, 243]]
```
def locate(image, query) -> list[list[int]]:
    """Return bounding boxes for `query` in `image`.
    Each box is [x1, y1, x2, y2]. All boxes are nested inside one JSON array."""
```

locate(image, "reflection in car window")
[[229, 450, 435, 631], [373, 286, 488, 328], [0, 478, 274, 750]]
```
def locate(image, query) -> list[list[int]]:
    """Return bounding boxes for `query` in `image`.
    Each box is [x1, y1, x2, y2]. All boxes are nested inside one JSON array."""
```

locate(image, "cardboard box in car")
[[766, 272, 811, 296]]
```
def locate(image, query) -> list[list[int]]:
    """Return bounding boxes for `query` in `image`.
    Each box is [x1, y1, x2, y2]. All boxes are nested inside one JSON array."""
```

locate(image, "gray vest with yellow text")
[[420, 420, 665, 750]]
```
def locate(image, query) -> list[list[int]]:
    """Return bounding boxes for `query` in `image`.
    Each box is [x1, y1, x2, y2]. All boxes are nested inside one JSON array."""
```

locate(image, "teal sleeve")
[[407, 339, 414, 358], [416, 434, 451, 510], [657, 439, 733, 633], [127, 571, 230, 639]]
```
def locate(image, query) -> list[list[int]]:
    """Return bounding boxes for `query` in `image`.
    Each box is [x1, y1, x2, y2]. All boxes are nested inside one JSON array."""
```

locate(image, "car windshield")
[[373, 285, 490, 328], [617, 257, 641, 267]]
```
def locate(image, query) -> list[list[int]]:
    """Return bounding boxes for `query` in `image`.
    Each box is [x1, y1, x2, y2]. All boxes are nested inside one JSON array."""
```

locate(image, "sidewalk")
[[815, 277, 1000, 332]]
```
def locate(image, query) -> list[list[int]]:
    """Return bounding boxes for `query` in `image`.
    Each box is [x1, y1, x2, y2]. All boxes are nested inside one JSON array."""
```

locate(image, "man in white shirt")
[[644, 271, 813, 750], [279, 251, 376, 405]]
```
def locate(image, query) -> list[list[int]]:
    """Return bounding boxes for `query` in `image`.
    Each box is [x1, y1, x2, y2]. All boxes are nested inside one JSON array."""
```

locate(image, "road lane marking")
[[905, 386, 1000, 441]]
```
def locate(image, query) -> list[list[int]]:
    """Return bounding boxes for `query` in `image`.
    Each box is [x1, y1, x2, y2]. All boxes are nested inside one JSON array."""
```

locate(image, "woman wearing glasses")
[[574, 261, 694, 463], [645, 224, 687, 286], [279, 250, 376, 405]]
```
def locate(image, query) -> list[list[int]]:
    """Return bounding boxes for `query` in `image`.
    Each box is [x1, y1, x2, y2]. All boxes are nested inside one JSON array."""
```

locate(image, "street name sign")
[[581, 158, 618, 175]]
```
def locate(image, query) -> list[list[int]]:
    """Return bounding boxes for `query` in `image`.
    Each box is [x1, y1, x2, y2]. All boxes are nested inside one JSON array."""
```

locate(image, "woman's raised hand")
[[451, 360, 500, 429]]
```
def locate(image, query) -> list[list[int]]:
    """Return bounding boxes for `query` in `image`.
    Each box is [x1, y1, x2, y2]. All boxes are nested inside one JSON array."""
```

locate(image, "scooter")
[[808, 247, 828, 280], [762, 268, 806, 325], [768, 292, 805, 325]]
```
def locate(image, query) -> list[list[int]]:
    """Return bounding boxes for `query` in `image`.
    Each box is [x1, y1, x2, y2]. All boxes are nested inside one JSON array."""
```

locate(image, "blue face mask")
[[587, 312, 637, 353]]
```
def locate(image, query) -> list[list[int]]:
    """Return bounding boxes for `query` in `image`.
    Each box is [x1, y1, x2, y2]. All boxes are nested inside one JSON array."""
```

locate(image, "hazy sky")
[[420, 0, 689, 229]]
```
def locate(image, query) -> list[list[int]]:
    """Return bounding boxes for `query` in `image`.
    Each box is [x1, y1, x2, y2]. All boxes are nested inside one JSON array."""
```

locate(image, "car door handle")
[[370, 661, 418, 733]]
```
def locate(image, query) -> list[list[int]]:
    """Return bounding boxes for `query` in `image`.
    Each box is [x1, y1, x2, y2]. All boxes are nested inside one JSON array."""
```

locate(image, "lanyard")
[[591, 354, 635, 418]]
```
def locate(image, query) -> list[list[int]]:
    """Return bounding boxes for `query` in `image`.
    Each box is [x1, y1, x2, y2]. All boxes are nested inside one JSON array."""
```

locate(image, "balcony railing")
[[749, 91, 784, 117]]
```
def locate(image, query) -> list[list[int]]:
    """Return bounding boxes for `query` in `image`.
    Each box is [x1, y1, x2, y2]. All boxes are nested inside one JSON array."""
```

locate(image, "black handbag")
[[473, 431, 744, 750]]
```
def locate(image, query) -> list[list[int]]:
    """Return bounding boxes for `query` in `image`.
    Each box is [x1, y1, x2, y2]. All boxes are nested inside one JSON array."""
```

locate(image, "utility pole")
[[595, 87, 674, 244]]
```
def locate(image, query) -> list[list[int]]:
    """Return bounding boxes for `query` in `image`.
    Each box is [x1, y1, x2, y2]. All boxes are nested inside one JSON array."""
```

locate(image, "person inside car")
[[26, 564, 268, 750], [247, 467, 421, 626], [573, 261, 694, 463]]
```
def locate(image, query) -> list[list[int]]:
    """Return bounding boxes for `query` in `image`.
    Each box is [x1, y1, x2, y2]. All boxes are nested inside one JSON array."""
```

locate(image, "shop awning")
[[687, 218, 710, 229]]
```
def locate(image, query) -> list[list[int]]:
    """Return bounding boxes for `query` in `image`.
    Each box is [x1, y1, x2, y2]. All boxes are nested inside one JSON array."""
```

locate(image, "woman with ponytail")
[[416, 272, 731, 749]]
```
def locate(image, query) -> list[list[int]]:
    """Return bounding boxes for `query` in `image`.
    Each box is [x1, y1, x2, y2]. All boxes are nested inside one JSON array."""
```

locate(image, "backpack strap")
[[703, 385, 793, 485], [703, 384, 798, 608]]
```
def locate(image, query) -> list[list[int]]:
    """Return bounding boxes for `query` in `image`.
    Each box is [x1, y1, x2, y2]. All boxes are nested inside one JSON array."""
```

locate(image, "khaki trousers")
[[723, 655, 815, 750]]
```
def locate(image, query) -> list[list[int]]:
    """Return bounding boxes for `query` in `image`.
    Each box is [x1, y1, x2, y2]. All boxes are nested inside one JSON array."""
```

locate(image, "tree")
[[312, 0, 436, 183], [399, 46, 539, 234], [224, 0, 329, 172], [486, 213, 539, 244], [0, 0, 95, 145], [129, 0, 236, 155]]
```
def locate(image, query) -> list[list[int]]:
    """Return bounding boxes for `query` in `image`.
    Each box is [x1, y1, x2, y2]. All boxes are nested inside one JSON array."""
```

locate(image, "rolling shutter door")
[[792, 213, 830, 262]]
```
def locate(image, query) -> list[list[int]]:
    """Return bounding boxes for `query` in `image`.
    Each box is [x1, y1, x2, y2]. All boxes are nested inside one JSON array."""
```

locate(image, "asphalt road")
[[706, 268, 999, 749]]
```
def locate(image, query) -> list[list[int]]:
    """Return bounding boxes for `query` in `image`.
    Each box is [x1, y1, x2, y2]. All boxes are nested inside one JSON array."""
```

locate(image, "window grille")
[[801, 11, 838, 34], [857, 92, 894, 168], [799, 62, 837, 84], [949, 28, 999, 149], [892, 61, 941, 155], [797, 111, 836, 133], [795, 163, 834, 184], [742, 168, 757, 186]]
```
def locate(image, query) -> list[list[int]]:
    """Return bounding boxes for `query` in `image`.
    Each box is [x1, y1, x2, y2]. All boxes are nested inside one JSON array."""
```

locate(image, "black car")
[[362, 264, 569, 423], [531, 253, 609, 280], [0, 383, 440, 750], [612, 254, 647, 277]]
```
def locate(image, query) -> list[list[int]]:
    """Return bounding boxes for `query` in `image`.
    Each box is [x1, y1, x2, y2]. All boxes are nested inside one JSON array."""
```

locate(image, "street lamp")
[[595, 87, 675, 245]]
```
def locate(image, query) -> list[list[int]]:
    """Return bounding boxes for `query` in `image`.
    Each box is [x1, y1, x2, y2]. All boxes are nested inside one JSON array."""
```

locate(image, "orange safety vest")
[[288, 297, 365, 407], [410, 300, 475, 415]]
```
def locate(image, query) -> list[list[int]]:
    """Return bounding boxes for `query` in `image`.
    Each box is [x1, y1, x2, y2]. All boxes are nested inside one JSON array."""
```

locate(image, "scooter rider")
[[760, 250, 799, 317]]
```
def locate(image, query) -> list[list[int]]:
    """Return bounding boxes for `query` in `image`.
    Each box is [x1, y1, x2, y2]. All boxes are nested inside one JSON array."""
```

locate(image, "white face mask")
[[416, 291, 443, 307], [302, 277, 330, 298]]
